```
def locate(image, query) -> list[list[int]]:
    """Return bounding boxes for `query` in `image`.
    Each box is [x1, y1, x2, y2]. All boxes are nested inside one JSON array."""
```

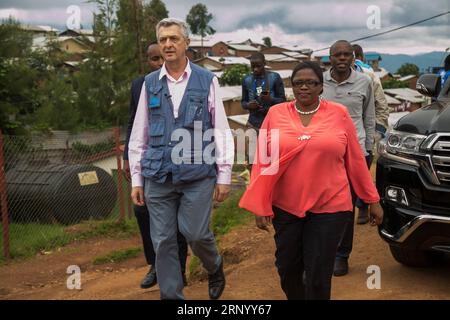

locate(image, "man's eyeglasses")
[[330, 51, 354, 58], [292, 80, 321, 88]]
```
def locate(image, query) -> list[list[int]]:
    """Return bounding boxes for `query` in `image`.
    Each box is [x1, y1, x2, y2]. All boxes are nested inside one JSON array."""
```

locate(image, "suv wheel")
[[389, 245, 437, 267]]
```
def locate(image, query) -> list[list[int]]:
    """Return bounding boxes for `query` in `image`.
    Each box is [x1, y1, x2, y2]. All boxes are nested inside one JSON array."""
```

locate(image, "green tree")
[[397, 63, 419, 77], [262, 36, 272, 48], [143, 0, 169, 45], [0, 17, 32, 58], [0, 18, 36, 134], [382, 78, 409, 89], [31, 37, 79, 132], [186, 3, 216, 56], [115, 0, 143, 74], [74, 0, 118, 129], [220, 64, 251, 86]]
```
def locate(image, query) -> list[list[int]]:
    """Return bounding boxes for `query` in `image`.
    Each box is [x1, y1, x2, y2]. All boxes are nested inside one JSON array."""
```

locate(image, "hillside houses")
[[16, 24, 429, 121]]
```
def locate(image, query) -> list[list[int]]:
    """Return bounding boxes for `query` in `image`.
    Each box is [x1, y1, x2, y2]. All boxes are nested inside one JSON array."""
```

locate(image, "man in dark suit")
[[123, 43, 188, 289]]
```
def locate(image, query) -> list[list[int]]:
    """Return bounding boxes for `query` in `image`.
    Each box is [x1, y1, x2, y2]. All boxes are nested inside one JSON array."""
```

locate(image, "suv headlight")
[[384, 130, 426, 155], [378, 129, 427, 167]]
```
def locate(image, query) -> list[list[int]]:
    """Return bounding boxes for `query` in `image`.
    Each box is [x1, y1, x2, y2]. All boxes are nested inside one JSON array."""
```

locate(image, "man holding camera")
[[241, 52, 286, 130]]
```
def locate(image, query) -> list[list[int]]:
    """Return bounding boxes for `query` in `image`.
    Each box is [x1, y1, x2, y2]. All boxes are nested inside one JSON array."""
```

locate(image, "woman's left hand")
[[369, 202, 384, 226]]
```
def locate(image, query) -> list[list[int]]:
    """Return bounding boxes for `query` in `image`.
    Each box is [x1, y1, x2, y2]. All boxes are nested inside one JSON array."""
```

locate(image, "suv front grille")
[[432, 137, 450, 185]]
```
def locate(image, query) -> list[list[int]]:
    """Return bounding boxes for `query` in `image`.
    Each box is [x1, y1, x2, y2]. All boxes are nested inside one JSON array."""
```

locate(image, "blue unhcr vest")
[[141, 62, 217, 185]]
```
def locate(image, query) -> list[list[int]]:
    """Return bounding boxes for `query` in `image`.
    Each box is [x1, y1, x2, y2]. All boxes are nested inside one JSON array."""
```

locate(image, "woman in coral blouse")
[[239, 61, 383, 300]]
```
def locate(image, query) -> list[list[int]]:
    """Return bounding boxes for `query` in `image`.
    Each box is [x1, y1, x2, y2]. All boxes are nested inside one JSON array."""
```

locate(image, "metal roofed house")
[[364, 53, 382, 71], [263, 54, 300, 70], [188, 37, 214, 60], [59, 28, 94, 37], [212, 41, 259, 57], [194, 56, 251, 71], [20, 24, 59, 39], [398, 74, 419, 89], [261, 45, 293, 55], [384, 88, 426, 112], [280, 51, 309, 60]]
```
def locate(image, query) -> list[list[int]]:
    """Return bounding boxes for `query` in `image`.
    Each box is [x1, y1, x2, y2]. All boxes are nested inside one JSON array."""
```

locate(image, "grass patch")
[[211, 188, 252, 238], [75, 218, 139, 240], [0, 218, 140, 264], [92, 247, 142, 265], [188, 255, 202, 277], [0, 223, 72, 263]]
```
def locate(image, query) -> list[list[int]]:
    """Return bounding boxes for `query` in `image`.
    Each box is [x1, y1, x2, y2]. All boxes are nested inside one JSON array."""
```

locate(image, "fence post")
[[0, 130, 10, 259], [114, 127, 126, 221]]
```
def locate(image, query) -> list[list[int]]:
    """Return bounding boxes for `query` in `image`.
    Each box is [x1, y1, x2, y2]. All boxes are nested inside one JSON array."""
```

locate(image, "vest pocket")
[[184, 95, 206, 129], [149, 119, 165, 146], [141, 148, 164, 175]]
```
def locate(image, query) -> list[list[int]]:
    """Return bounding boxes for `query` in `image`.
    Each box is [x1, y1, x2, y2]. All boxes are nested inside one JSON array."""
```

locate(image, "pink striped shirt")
[[129, 61, 234, 187]]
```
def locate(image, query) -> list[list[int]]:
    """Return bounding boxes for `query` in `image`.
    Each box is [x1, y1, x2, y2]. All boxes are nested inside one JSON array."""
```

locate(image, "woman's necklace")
[[295, 99, 321, 115]]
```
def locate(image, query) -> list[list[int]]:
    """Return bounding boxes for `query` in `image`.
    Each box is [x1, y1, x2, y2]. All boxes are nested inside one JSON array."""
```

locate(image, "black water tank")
[[5, 164, 118, 225]]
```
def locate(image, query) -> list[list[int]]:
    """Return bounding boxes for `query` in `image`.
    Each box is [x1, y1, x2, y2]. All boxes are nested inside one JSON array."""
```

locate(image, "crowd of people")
[[126, 17, 389, 300]]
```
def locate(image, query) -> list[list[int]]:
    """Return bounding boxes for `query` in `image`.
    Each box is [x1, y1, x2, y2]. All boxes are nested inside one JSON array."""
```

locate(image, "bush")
[[220, 64, 251, 86]]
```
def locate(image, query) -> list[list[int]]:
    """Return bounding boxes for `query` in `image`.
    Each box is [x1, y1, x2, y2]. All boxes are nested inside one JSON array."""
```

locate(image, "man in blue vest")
[[123, 43, 188, 290], [128, 18, 234, 300], [241, 52, 286, 129]]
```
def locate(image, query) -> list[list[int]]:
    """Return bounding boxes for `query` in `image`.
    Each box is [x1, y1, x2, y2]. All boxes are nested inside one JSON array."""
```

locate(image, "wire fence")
[[0, 127, 133, 261]]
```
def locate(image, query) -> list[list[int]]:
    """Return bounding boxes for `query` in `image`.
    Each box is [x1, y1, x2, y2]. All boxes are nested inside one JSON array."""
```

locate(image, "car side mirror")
[[416, 74, 441, 97]]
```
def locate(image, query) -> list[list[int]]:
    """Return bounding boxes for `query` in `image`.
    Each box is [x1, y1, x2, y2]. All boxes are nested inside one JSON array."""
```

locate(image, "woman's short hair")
[[291, 61, 324, 85], [156, 18, 189, 40]]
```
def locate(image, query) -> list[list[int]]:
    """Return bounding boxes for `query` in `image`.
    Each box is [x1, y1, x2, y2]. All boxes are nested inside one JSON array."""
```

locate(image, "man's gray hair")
[[156, 18, 190, 40]]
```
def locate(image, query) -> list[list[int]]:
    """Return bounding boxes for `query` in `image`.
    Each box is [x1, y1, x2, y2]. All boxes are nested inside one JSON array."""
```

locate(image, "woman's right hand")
[[369, 202, 384, 226], [255, 216, 272, 232]]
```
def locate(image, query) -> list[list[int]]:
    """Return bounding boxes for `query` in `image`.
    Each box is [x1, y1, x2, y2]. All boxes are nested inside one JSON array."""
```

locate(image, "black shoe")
[[333, 258, 349, 277], [208, 259, 225, 300], [357, 207, 369, 225], [140, 265, 157, 289]]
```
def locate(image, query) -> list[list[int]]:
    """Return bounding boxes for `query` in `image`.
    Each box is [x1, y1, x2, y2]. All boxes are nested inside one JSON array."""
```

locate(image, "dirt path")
[[1, 216, 449, 300]]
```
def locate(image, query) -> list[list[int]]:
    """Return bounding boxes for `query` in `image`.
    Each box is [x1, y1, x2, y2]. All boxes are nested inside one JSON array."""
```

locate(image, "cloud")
[[0, 0, 86, 10], [1, 0, 448, 54], [386, 0, 450, 26]]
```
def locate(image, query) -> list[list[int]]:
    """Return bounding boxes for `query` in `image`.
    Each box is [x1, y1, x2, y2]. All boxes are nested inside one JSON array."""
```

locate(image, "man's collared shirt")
[[129, 60, 234, 187], [322, 68, 376, 155]]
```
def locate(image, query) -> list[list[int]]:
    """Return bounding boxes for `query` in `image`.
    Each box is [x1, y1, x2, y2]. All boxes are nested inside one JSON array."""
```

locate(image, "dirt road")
[[1, 216, 449, 300]]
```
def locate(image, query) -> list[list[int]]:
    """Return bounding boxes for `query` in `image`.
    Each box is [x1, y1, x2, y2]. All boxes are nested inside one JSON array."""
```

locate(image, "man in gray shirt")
[[322, 40, 376, 277]]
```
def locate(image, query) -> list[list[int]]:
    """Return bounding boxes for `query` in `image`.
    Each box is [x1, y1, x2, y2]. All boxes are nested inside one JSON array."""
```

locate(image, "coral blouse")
[[239, 99, 380, 218]]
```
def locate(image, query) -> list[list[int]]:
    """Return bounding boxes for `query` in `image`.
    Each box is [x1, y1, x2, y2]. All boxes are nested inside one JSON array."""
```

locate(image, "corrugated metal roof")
[[384, 88, 425, 103], [264, 54, 298, 62], [274, 69, 293, 79], [227, 44, 259, 52], [218, 86, 242, 101], [281, 51, 309, 59], [189, 39, 213, 47], [385, 94, 401, 104], [398, 75, 417, 82], [207, 56, 251, 65]]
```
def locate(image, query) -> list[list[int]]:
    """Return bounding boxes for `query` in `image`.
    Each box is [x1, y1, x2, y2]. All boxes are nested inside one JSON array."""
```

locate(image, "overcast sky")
[[1, 0, 449, 55]]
